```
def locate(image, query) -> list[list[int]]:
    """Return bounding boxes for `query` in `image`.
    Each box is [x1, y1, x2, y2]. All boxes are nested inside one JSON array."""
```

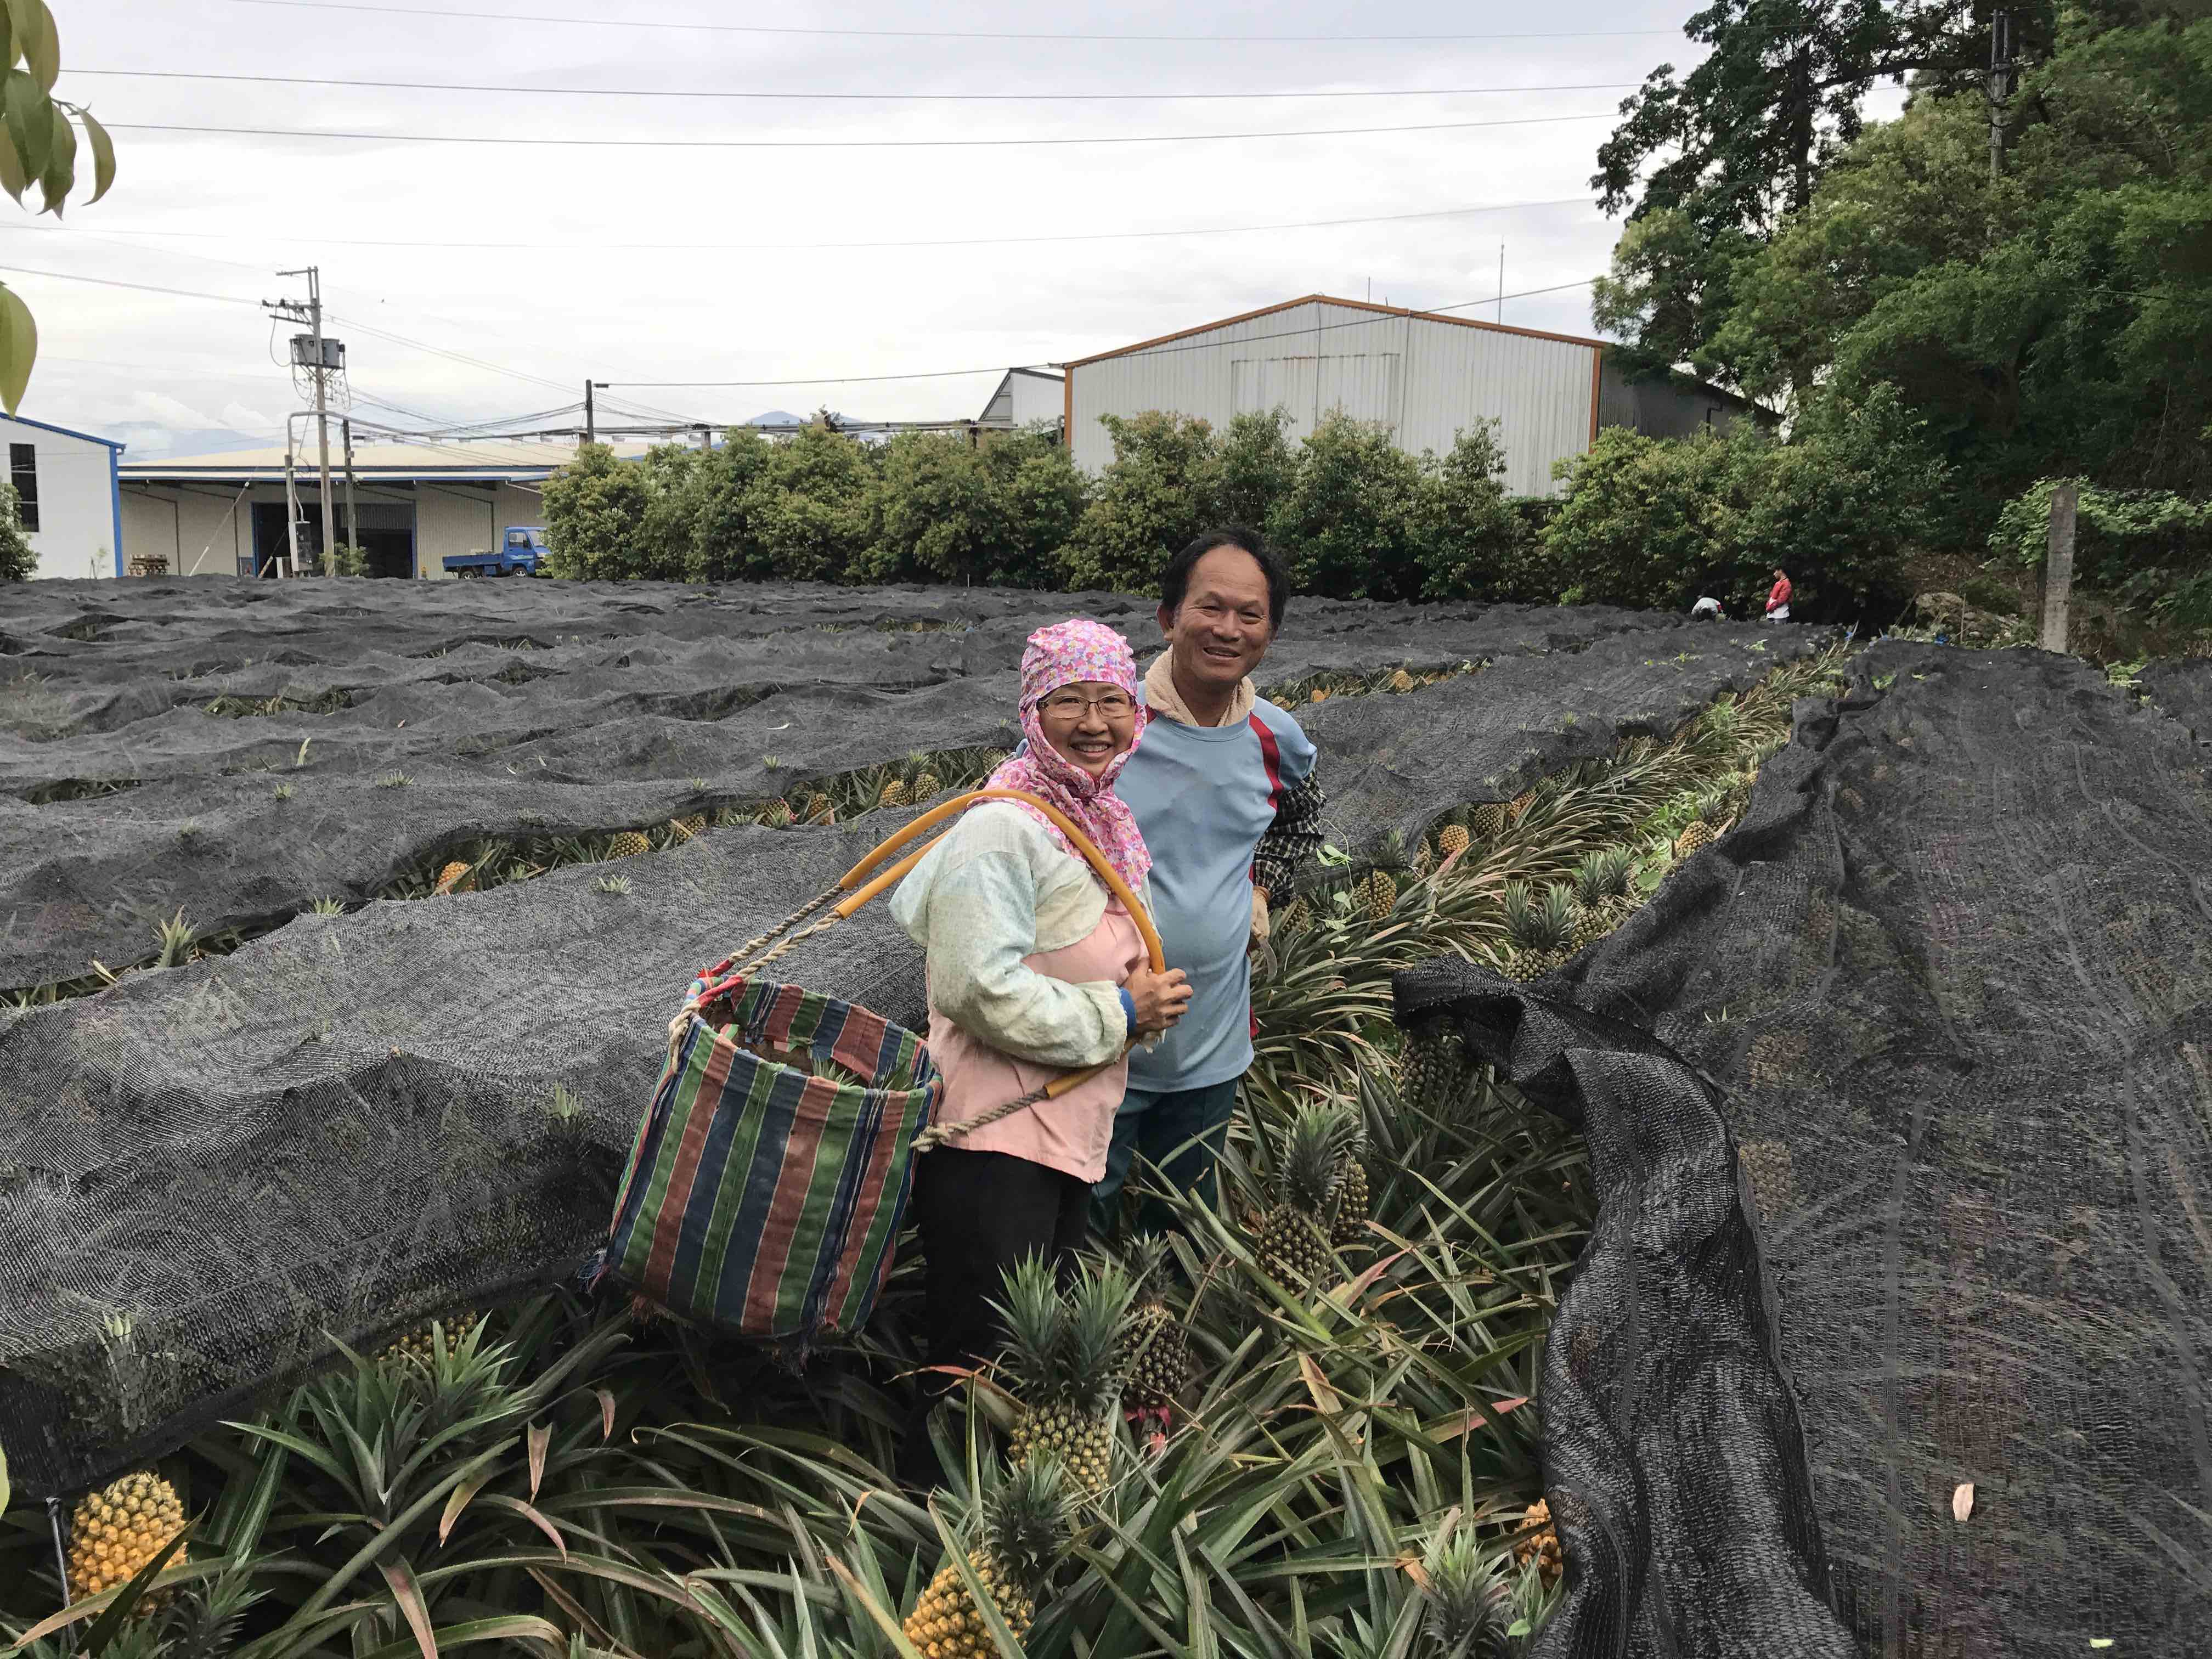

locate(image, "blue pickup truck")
[[444, 527, 551, 579]]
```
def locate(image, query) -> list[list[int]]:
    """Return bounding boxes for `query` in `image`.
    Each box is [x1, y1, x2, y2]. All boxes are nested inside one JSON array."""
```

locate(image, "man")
[[1690, 595, 1723, 620], [1764, 568, 1793, 623], [1094, 525, 1324, 1238]]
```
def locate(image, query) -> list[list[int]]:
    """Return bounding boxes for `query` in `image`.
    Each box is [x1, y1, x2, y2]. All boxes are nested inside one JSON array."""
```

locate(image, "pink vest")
[[924, 902, 1145, 1183]]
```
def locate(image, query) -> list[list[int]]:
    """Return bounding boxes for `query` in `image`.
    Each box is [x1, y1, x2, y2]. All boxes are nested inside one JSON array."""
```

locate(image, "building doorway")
[[247, 499, 415, 577]]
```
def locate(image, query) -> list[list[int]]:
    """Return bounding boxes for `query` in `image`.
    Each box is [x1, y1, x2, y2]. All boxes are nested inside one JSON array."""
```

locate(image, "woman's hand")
[[1125, 964, 1192, 1036]]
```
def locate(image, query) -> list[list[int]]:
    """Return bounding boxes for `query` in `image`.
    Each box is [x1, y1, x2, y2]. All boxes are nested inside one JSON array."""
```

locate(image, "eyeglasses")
[[1039, 691, 1137, 720]]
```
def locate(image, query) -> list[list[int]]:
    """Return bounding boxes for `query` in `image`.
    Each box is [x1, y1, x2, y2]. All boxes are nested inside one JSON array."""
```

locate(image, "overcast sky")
[[0, 0, 1884, 459]]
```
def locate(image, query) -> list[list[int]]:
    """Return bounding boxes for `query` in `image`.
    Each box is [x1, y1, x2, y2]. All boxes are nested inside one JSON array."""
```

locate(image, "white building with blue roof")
[[0, 411, 126, 579]]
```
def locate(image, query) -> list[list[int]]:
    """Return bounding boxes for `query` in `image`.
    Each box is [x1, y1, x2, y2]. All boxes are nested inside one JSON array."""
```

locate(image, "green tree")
[[1265, 412, 1429, 602], [1591, 0, 2012, 382], [859, 432, 1018, 585], [541, 442, 648, 581], [1057, 411, 1222, 594], [981, 424, 1088, 588], [1216, 409, 1299, 527], [635, 443, 709, 582], [749, 420, 876, 583], [1415, 420, 1531, 600], [1716, 13, 2212, 516], [685, 427, 781, 583], [0, 479, 30, 580], [0, 1, 119, 413]]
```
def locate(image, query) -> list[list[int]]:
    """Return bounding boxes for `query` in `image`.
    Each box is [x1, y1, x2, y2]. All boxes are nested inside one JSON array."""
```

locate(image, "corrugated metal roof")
[[121, 438, 654, 482], [1065, 294, 1606, 369]]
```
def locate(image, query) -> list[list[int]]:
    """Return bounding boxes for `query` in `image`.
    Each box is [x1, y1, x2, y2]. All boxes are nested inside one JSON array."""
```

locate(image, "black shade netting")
[[2142, 657, 2212, 748], [1398, 641, 2212, 1658]]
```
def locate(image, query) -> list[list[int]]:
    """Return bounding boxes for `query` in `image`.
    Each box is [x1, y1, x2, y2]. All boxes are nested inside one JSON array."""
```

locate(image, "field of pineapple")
[[8, 577, 2208, 1656]]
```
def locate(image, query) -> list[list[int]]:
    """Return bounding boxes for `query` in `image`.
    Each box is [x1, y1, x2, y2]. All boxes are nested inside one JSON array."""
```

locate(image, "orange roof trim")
[[1063, 293, 1606, 369]]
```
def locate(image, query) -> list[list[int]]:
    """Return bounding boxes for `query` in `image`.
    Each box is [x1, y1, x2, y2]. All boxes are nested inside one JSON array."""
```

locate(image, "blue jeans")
[[1090, 1078, 1240, 1241]]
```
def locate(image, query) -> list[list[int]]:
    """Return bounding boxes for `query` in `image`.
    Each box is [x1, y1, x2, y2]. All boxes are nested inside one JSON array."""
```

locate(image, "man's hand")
[[1126, 964, 1193, 1036]]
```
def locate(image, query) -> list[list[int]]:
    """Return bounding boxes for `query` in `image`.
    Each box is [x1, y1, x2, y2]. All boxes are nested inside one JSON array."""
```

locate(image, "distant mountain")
[[742, 409, 852, 428]]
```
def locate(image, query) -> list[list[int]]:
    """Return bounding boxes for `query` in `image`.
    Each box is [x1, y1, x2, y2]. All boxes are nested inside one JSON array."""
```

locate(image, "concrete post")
[[2041, 481, 2077, 654]]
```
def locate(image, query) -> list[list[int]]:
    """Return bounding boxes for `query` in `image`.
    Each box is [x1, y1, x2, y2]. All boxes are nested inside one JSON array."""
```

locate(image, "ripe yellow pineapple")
[[670, 814, 707, 842], [1437, 821, 1471, 862], [911, 770, 943, 803], [432, 860, 475, 895], [1514, 1497, 1564, 1590], [998, 1256, 1133, 1498], [1254, 1102, 1359, 1288], [1364, 868, 1398, 922], [1398, 1022, 1462, 1113], [1310, 686, 1329, 703], [1281, 897, 1314, 933], [759, 798, 795, 828], [1672, 788, 1730, 857], [902, 1460, 1071, 1658], [805, 794, 837, 826], [67, 1470, 187, 1606], [1507, 787, 1539, 826], [878, 777, 911, 809], [1469, 802, 1508, 838], [607, 831, 651, 859], [1388, 667, 1417, 692]]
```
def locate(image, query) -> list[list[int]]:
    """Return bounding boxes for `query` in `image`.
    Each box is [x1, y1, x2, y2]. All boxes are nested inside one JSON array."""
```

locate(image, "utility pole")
[[341, 416, 360, 571], [584, 380, 603, 444], [265, 268, 343, 577], [1497, 245, 1505, 323], [1988, 8, 2011, 179]]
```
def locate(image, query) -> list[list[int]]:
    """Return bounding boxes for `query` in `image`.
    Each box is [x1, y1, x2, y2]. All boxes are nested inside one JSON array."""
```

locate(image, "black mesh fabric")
[[1398, 641, 2212, 1658], [2142, 656, 2212, 747], [2, 575, 1816, 1502]]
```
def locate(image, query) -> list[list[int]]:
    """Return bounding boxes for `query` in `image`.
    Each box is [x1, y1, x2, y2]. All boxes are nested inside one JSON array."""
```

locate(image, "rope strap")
[[912, 1077, 1057, 1153]]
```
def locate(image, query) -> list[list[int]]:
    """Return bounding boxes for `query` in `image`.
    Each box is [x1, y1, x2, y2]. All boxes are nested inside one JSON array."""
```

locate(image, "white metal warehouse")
[[1062, 295, 1757, 499]]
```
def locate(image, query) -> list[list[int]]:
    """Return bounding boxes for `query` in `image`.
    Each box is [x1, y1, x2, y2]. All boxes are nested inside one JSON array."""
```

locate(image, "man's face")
[[1159, 546, 1275, 695]]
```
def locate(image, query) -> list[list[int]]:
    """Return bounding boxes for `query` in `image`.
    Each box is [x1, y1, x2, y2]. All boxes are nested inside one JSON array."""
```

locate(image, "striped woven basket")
[[602, 963, 942, 1353]]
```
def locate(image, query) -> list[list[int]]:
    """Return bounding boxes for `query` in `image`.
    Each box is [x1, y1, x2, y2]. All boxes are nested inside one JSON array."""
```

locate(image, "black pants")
[[895, 1147, 1088, 1490]]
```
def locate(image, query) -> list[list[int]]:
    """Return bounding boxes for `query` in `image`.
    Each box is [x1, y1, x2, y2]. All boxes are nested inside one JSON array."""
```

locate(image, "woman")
[[889, 619, 1190, 1486]]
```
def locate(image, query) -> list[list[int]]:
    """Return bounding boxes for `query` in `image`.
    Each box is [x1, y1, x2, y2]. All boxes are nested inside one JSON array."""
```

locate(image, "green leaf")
[[357, 1618, 565, 1659], [0, 281, 35, 414], [377, 1559, 438, 1659], [37, 94, 70, 213], [4, 68, 48, 183], [77, 104, 110, 202], [0, 116, 22, 201], [7, 0, 56, 92]]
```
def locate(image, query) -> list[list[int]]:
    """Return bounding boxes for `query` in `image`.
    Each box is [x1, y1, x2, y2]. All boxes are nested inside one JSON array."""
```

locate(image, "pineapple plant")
[[1254, 1101, 1359, 1287], [1389, 667, 1417, 692], [1280, 896, 1314, 933], [432, 860, 475, 896], [805, 794, 837, 826], [1507, 787, 1539, 826], [1330, 1151, 1372, 1249], [1514, 1498, 1565, 1591], [996, 1256, 1133, 1498], [1436, 813, 1471, 862], [67, 1470, 187, 1605], [911, 767, 943, 803], [1415, 836, 1436, 877], [878, 776, 911, 810], [1420, 1531, 1517, 1659], [606, 830, 651, 859], [1499, 881, 1575, 980], [1364, 867, 1399, 922], [1672, 789, 1730, 858], [1568, 848, 1635, 950], [670, 814, 707, 841], [1115, 1235, 1192, 1417], [381, 1310, 482, 1370], [902, 1459, 1073, 1658], [1468, 801, 1507, 838], [758, 798, 795, 828]]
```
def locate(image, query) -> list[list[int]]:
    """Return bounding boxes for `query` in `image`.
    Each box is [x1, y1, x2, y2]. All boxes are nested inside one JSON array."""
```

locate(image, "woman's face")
[[1036, 679, 1139, 780]]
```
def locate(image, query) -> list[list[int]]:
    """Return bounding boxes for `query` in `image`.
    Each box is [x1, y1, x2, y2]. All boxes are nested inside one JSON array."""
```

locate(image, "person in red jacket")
[[1764, 568, 1793, 623]]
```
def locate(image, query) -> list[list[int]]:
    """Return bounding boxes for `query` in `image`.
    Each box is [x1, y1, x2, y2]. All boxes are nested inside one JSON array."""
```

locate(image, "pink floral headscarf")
[[984, 619, 1152, 894]]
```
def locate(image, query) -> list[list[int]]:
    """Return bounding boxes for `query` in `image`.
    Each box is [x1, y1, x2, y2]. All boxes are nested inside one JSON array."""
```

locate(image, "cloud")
[[219, 401, 279, 435], [122, 390, 221, 429]]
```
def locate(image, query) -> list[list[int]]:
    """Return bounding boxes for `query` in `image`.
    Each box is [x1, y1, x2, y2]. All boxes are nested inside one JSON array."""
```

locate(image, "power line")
[[0, 264, 262, 306], [0, 198, 1599, 255], [608, 281, 1602, 388], [223, 0, 1683, 44], [76, 66, 1641, 101], [108, 111, 1617, 150]]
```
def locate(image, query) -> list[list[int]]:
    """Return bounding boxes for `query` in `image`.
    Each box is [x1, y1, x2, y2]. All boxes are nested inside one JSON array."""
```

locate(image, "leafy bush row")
[[545, 393, 1951, 619]]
